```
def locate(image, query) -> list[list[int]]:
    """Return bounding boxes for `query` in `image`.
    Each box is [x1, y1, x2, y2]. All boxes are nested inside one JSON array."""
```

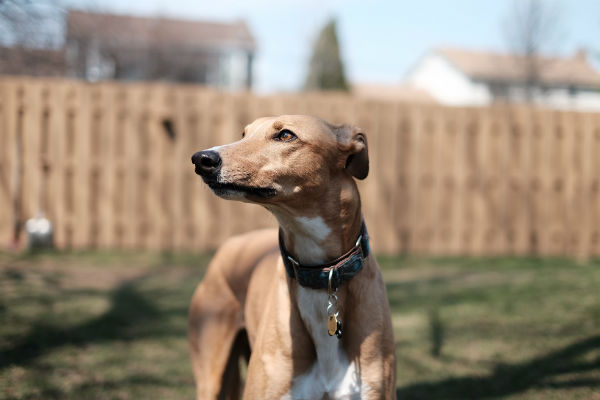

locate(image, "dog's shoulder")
[[216, 228, 278, 259]]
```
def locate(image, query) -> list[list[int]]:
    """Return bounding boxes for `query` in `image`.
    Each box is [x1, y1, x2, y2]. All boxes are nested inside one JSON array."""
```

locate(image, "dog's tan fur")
[[189, 115, 396, 399]]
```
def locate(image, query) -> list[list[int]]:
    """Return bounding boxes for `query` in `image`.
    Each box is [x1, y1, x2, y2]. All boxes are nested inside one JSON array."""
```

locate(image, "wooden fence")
[[1, 77, 600, 257]]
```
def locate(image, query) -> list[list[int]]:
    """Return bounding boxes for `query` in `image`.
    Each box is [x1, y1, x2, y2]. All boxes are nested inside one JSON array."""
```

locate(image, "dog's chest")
[[284, 288, 367, 399]]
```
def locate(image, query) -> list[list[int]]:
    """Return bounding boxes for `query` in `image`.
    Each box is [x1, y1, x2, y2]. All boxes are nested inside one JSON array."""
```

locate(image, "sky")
[[66, 0, 600, 93]]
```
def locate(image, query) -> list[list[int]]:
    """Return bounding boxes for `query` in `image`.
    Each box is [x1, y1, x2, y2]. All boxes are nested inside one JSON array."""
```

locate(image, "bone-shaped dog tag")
[[328, 313, 338, 336]]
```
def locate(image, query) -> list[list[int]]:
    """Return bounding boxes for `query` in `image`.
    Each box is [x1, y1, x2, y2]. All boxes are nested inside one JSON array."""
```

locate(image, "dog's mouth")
[[203, 178, 276, 199]]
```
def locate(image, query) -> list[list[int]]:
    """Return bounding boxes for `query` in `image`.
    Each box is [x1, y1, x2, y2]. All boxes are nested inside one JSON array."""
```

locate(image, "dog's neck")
[[271, 184, 363, 266]]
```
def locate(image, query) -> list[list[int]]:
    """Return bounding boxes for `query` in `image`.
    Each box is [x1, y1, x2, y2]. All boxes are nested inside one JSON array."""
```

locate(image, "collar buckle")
[[287, 255, 300, 280], [328, 268, 335, 295], [355, 234, 362, 248]]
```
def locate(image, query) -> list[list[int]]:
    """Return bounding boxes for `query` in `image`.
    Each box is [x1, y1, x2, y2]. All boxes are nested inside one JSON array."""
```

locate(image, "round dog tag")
[[328, 314, 338, 336]]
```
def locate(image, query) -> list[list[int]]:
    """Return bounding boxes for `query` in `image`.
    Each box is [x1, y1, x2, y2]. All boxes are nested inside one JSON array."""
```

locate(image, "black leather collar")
[[279, 221, 370, 290]]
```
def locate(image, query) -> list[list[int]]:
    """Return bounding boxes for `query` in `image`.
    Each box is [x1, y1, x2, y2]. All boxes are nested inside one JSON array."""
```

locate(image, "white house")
[[405, 47, 600, 111], [66, 11, 255, 90]]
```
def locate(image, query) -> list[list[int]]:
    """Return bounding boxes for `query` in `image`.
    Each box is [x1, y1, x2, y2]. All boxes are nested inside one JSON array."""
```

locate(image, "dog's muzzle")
[[192, 150, 221, 178]]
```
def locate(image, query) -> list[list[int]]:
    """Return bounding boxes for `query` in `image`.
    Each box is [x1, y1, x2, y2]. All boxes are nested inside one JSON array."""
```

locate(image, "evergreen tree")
[[305, 19, 349, 91]]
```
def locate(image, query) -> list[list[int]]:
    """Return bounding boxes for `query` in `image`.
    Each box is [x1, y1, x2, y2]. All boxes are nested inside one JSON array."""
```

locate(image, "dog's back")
[[188, 229, 278, 399]]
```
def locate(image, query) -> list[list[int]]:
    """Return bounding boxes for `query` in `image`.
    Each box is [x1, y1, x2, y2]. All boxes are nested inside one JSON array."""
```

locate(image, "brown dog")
[[189, 115, 396, 399]]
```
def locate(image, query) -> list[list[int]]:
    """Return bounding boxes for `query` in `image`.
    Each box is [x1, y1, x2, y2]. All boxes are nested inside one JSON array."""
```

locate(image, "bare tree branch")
[[502, 0, 565, 100], [0, 0, 64, 48]]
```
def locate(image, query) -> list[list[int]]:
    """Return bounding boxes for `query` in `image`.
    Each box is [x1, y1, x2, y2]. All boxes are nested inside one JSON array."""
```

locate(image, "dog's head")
[[191, 115, 368, 207]]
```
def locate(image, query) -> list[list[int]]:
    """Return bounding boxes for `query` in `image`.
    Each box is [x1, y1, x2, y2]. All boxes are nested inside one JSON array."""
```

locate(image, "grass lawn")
[[1, 251, 599, 399]]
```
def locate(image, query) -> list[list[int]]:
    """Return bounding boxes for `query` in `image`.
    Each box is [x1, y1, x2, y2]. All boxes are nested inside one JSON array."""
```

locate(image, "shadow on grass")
[[397, 334, 600, 399], [428, 308, 444, 358], [0, 278, 163, 370], [385, 272, 492, 311], [25, 374, 184, 400]]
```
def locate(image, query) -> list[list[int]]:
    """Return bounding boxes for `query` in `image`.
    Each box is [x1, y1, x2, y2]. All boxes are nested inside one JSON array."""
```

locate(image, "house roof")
[[0, 46, 66, 77], [437, 47, 600, 88], [66, 10, 256, 51], [352, 83, 436, 103]]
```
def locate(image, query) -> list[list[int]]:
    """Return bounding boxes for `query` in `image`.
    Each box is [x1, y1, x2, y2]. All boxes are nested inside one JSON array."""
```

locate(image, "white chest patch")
[[283, 287, 367, 399], [295, 216, 331, 241], [292, 217, 331, 265]]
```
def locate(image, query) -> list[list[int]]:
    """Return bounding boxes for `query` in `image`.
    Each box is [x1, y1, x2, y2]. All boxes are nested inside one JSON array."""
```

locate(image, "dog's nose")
[[192, 150, 222, 177]]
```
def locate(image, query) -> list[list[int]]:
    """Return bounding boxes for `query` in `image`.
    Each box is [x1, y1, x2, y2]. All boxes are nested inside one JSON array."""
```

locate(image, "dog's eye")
[[274, 129, 297, 142], [241, 131, 245, 139]]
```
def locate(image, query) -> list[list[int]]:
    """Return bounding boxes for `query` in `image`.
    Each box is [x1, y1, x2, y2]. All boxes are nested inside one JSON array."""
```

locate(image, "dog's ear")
[[335, 125, 369, 180]]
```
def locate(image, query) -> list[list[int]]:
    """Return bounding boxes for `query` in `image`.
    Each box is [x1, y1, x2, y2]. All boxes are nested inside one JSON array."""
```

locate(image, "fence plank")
[[393, 104, 412, 254], [0, 80, 9, 245], [462, 108, 482, 255], [450, 108, 468, 255], [590, 113, 600, 258]]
